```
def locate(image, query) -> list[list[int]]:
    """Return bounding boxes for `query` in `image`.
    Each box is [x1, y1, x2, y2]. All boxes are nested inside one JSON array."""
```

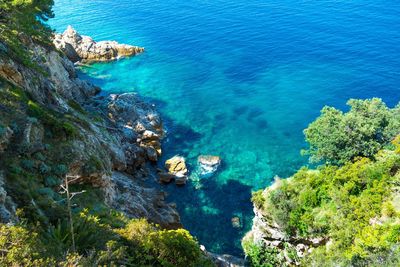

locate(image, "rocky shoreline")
[[0, 26, 179, 228], [0, 26, 247, 265]]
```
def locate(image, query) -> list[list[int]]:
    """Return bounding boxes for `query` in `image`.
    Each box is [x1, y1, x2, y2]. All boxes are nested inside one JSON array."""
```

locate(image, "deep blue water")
[[50, 0, 400, 255]]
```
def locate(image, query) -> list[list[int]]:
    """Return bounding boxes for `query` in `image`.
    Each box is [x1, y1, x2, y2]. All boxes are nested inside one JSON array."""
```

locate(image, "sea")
[[49, 0, 400, 255]]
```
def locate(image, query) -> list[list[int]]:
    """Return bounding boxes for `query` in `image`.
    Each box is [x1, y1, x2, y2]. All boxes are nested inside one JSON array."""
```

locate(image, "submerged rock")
[[53, 25, 144, 63], [198, 155, 221, 176], [231, 216, 242, 228]]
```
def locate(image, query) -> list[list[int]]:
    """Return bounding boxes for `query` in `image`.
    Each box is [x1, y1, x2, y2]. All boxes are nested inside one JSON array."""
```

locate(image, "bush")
[[0, 224, 55, 266], [242, 239, 281, 267], [303, 98, 400, 165]]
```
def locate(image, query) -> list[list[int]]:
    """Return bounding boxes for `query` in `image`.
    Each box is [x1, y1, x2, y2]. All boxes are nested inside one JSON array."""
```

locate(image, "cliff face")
[[243, 179, 327, 266], [0, 30, 180, 228]]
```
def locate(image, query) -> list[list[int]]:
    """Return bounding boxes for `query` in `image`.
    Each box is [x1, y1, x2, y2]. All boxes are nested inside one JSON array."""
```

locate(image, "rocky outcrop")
[[201, 246, 246, 267], [0, 37, 99, 106], [243, 186, 327, 266], [0, 29, 180, 228], [198, 155, 221, 176], [106, 172, 181, 229], [0, 172, 17, 223], [106, 93, 163, 165], [162, 156, 188, 185], [53, 26, 144, 63]]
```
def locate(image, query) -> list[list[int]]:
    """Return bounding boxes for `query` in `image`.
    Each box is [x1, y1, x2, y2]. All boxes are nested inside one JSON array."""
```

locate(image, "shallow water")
[[50, 0, 400, 255]]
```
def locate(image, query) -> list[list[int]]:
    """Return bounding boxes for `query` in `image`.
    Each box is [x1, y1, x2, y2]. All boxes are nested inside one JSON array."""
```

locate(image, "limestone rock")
[[198, 155, 221, 176], [201, 245, 246, 267], [53, 26, 144, 63], [165, 156, 188, 185], [165, 156, 187, 174], [0, 28, 181, 234], [106, 172, 181, 229], [0, 172, 17, 223]]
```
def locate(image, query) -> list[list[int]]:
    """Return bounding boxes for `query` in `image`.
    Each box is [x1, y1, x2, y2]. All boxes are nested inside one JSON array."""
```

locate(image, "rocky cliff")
[[0, 28, 179, 228], [242, 179, 327, 266]]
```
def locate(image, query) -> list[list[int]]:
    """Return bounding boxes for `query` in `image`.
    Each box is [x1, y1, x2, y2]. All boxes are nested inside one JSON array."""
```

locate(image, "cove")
[[50, 0, 400, 256]]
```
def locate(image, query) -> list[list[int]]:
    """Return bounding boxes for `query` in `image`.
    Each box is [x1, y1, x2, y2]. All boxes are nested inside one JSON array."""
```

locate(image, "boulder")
[[53, 26, 144, 63], [158, 171, 175, 183], [175, 175, 188, 186], [198, 155, 221, 176], [165, 156, 188, 174], [165, 156, 188, 185], [145, 146, 158, 162]]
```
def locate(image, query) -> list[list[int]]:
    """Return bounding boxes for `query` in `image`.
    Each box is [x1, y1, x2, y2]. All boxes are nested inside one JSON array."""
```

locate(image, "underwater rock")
[[231, 216, 242, 228], [198, 155, 221, 176], [53, 25, 144, 63]]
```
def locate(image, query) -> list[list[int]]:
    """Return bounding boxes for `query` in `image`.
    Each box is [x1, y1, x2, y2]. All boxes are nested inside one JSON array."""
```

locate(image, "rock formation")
[[0, 29, 179, 228], [198, 155, 221, 176], [162, 156, 188, 185], [243, 184, 327, 265], [53, 25, 144, 63]]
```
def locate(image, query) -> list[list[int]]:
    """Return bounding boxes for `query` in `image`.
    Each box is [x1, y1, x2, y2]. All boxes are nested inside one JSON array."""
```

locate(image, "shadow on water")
[[166, 178, 253, 256], [151, 111, 254, 256]]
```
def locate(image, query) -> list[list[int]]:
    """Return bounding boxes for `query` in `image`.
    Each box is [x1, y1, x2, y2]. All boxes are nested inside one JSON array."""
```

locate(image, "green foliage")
[[248, 145, 400, 266], [245, 98, 400, 266], [27, 100, 79, 139], [0, 224, 55, 266], [0, 0, 54, 67], [116, 219, 213, 267], [303, 98, 400, 165], [145, 229, 208, 267], [251, 190, 266, 209], [242, 239, 281, 267], [83, 155, 103, 175]]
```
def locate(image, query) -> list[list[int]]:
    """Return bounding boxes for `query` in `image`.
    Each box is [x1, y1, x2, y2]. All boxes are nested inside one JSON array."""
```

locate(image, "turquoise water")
[[50, 0, 400, 255]]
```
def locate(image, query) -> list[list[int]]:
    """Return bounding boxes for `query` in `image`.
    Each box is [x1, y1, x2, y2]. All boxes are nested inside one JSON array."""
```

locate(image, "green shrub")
[[303, 98, 400, 165], [0, 224, 55, 266], [251, 190, 266, 210], [242, 239, 281, 267]]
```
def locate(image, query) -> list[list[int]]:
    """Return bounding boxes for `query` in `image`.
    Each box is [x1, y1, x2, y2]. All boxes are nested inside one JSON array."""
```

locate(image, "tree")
[[303, 98, 400, 165], [0, 0, 55, 66]]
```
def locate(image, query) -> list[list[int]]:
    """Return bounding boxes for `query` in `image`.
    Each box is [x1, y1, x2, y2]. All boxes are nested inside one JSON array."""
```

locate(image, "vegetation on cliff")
[[244, 99, 400, 267], [0, 0, 54, 66]]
